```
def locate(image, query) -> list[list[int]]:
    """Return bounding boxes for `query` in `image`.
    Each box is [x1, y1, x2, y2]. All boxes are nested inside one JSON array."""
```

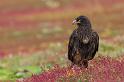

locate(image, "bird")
[[68, 16, 99, 68]]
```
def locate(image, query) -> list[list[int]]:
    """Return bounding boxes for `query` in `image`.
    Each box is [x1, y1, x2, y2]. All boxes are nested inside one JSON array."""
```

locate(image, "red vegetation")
[[17, 56, 124, 82]]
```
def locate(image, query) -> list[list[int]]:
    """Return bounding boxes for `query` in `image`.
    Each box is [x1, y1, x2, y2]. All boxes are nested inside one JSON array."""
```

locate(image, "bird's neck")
[[78, 25, 91, 32]]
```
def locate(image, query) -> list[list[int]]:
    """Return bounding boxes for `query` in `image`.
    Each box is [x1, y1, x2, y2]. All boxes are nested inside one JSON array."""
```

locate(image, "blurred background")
[[0, 0, 124, 81]]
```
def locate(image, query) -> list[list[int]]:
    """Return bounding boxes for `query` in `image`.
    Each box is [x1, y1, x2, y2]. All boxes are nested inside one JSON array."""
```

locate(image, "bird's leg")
[[80, 59, 88, 68], [78, 59, 83, 67], [69, 62, 75, 69], [83, 59, 88, 68]]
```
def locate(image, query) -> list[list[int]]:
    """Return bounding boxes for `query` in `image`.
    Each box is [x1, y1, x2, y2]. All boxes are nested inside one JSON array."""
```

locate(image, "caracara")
[[68, 16, 99, 68]]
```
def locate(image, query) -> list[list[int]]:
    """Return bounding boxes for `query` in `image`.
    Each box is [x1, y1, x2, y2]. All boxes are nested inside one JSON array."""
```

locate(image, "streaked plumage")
[[68, 16, 99, 68]]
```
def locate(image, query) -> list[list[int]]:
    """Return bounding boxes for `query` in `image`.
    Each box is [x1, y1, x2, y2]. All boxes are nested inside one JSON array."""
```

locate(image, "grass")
[[0, 40, 124, 81]]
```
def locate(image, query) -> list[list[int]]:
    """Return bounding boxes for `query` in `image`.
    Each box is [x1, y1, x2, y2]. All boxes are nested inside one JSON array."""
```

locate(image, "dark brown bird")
[[68, 16, 99, 68]]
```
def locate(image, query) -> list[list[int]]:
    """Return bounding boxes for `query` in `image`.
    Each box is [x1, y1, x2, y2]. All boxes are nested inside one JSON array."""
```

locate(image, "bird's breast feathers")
[[82, 36, 89, 44], [75, 30, 91, 44]]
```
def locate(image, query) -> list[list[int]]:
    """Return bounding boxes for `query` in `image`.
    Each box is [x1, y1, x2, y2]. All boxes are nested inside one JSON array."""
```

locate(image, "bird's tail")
[[83, 60, 88, 68]]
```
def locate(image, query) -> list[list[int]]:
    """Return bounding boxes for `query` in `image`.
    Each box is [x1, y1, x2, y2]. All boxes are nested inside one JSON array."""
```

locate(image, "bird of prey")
[[68, 16, 99, 68]]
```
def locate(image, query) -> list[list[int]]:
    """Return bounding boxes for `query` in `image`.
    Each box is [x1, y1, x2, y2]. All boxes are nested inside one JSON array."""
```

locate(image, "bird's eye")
[[77, 19, 81, 23], [78, 20, 80, 22]]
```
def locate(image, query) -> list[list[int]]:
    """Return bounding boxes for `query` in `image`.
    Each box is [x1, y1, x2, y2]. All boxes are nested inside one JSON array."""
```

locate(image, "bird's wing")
[[68, 30, 77, 61], [92, 31, 99, 51], [88, 31, 99, 60]]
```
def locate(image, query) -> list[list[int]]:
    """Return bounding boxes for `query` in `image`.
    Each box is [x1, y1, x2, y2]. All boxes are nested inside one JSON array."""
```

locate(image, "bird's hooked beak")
[[72, 20, 80, 25]]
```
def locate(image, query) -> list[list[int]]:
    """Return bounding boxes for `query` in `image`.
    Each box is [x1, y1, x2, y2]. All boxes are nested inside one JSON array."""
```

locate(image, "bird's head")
[[72, 16, 91, 28]]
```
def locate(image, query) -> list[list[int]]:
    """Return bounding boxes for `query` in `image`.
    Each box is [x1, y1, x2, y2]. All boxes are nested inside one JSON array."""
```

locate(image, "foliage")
[[17, 56, 124, 82]]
